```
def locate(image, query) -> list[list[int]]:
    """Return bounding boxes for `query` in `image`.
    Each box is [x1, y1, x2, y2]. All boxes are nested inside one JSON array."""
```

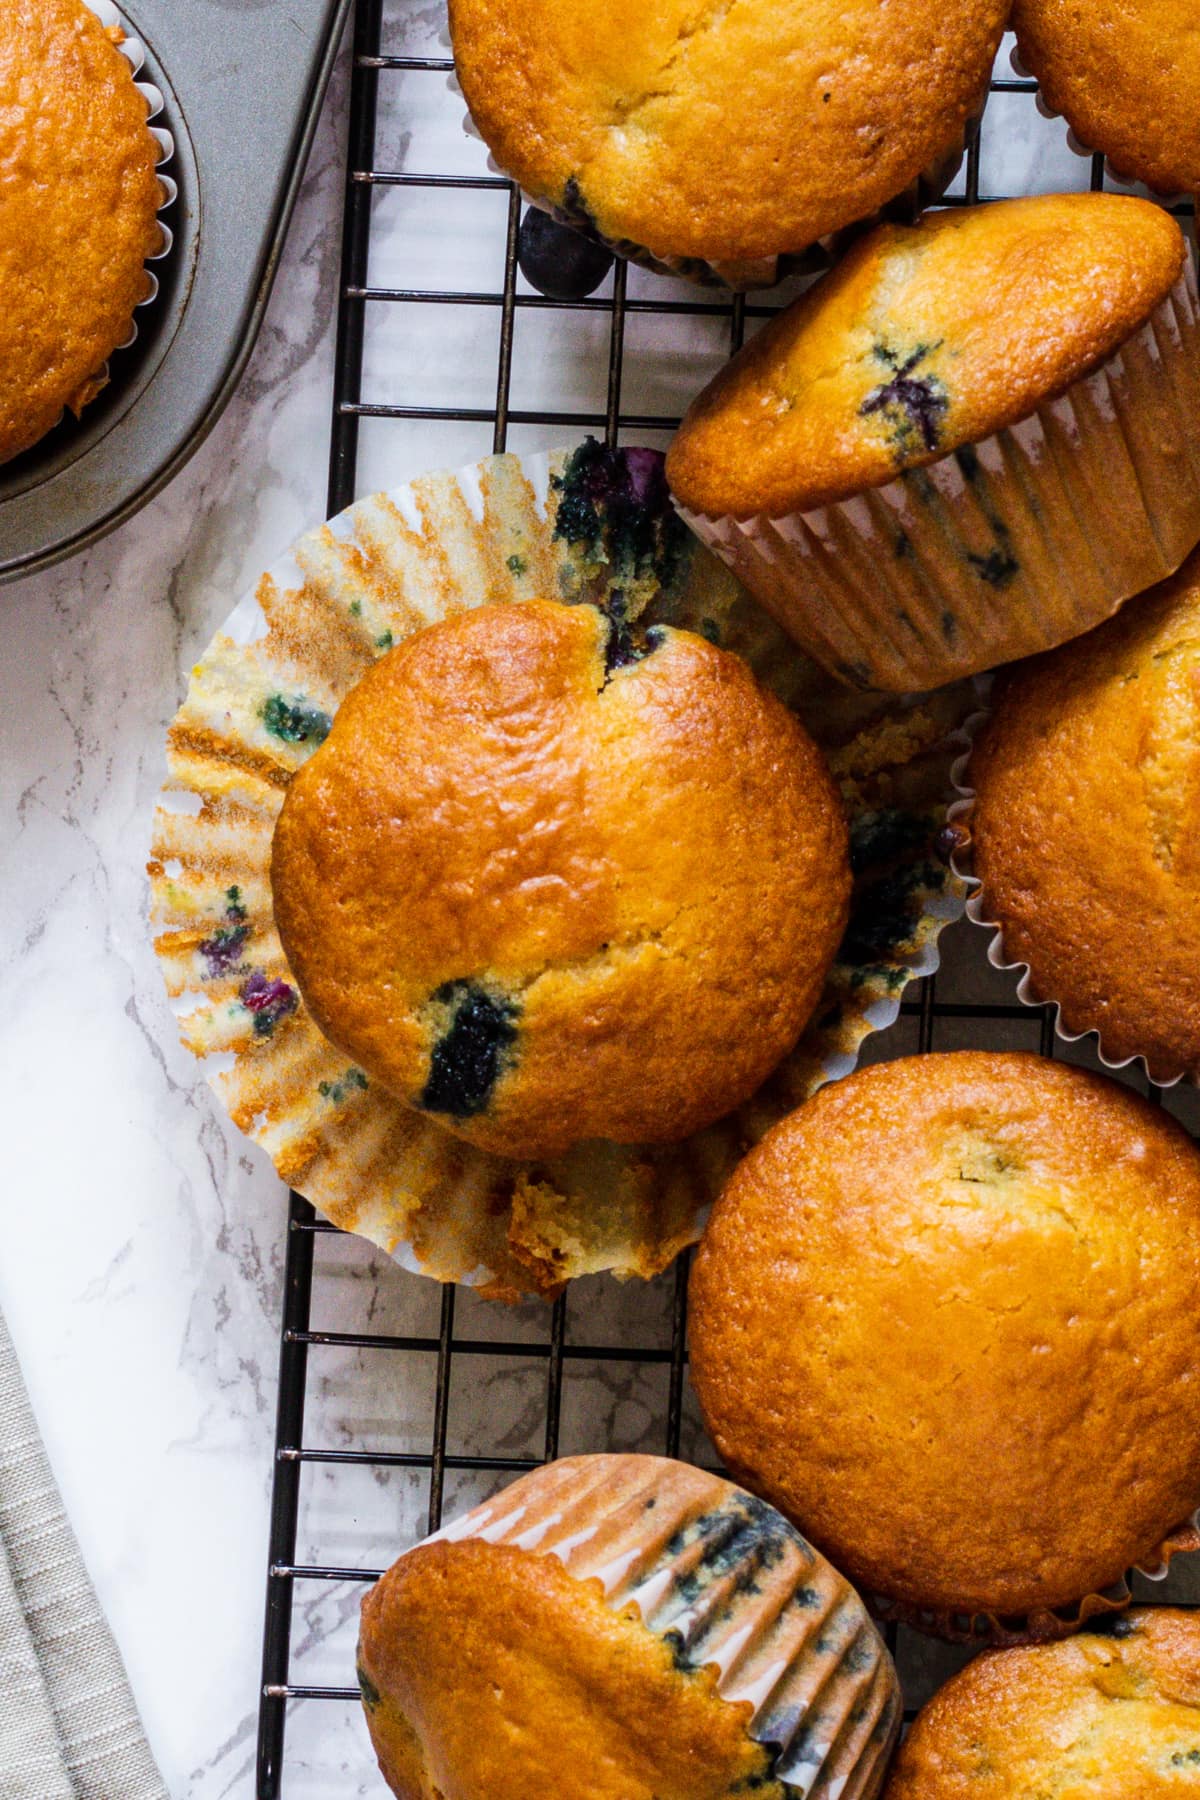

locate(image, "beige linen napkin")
[[0, 1306, 169, 1800]]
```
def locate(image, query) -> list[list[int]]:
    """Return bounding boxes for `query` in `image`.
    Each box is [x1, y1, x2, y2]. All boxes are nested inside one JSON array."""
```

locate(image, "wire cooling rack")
[[255, 4, 1200, 1793]]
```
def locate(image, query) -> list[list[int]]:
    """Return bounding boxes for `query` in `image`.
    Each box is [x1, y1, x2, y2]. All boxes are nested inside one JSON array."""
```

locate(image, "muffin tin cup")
[[149, 443, 971, 1299], [676, 265, 1200, 690], [450, 65, 989, 292], [71, 2, 177, 414], [946, 695, 1196, 1088], [868, 1511, 1200, 1648], [416, 1456, 901, 1798]]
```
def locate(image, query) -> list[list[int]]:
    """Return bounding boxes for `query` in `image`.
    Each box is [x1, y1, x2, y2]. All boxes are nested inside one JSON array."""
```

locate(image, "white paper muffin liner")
[[677, 265, 1200, 691], [451, 60, 987, 292], [400, 1455, 901, 1797], [947, 686, 1195, 1089], [149, 443, 970, 1299], [65, 2, 177, 416]]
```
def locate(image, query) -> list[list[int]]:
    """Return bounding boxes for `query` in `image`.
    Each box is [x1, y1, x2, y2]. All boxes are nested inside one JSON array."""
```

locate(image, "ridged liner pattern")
[[82, 2, 176, 380], [421, 1455, 901, 1797], [678, 267, 1200, 690], [148, 445, 970, 1299], [450, 56, 988, 292]]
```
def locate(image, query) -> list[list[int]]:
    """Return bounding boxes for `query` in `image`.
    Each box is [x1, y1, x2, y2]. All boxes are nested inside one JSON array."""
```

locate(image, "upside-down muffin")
[[689, 1052, 1200, 1634], [271, 598, 850, 1160], [359, 1455, 901, 1800], [668, 194, 1200, 691], [0, 0, 164, 464]]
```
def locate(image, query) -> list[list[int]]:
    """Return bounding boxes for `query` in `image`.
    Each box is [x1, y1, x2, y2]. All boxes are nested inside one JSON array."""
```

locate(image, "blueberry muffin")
[[1014, 0, 1200, 196], [668, 194, 1200, 691], [689, 1052, 1200, 1634], [271, 597, 850, 1160], [967, 543, 1200, 1083], [886, 1609, 1200, 1796], [0, 0, 164, 464], [449, 0, 1008, 288], [358, 1455, 901, 1800]]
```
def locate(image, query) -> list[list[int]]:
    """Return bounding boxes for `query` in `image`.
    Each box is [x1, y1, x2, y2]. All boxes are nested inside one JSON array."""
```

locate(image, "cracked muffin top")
[[969, 544, 1200, 1084], [886, 1609, 1200, 1798], [1014, 0, 1200, 197], [448, 0, 1008, 268], [689, 1051, 1200, 1623], [270, 597, 850, 1160], [666, 194, 1186, 519], [0, 0, 164, 466]]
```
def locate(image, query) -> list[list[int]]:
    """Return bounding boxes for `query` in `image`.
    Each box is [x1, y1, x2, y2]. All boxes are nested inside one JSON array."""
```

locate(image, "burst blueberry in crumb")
[[860, 342, 949, 458], [239, 971, 298, 1037], [518, 203, 614, 300], [260, 692, 332, 747], [552, 438, 689, 593], [420, 981, 519, 1119]]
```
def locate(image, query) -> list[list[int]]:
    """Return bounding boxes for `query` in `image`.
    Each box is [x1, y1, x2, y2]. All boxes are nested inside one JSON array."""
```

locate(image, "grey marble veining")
[[1, 4, 1199, 1795]]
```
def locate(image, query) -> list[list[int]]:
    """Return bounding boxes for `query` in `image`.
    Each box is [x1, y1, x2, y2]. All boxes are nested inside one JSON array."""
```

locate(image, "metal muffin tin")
[[0, 0, 353, 583]]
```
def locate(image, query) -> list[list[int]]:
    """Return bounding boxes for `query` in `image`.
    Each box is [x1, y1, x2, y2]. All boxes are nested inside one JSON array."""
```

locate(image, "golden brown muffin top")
[[1014, 0, 1200, 196], [449, 0, 1008, 266], [689, 1051, 1200, 1620], [359, 1537, 786, 1800], [886, 1609, 1200, 1798], [667, 194, 1186, 519], [271, 598, 849, 1160], [0, 0, 163, 465], [971, 545, 1200, 1083]]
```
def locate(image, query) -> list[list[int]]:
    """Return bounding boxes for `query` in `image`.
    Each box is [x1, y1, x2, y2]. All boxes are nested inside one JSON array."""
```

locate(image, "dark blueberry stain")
[[894, 531, 913, 560], [1172, 1750, 1200, 1766], [507, 553, 527, 576], [860, 343, 949, 458], [849, 809, 932, 876], [350, 599, 362, 617], [834, 657, 874, 688], [845, 1636, 874, 1673], [600, 592, 667, 680], [1090, 1612, 1141, 1640], [240, 971, 299, 1037], [199, 886, 252, 977], [839, 861, 945, 967], [420, 981, 519, 1119], [318, 1067, 369, 1105], [375, 630, 394, 652], [935, 820, 969, 864], [644, 1496, 657, 1510], [260, 692, 332, 747], [551, 439, 689, 597], [699, 616, 721, 644], [357, 1664, 382, 1711], [954, 443, 980, 483], [967, 545, 1020, 587]]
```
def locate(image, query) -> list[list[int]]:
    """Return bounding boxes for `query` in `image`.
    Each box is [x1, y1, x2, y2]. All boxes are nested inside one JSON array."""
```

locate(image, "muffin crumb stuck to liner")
[[359, 1456, 901, 1800], [149, 443, 970, 1299], [668, 195, 1200, 690]]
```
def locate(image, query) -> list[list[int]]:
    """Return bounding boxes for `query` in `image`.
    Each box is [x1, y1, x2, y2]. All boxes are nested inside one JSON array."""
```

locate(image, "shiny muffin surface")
[[0, 0, 163, 464], [449, 0, 1007, 266], [1014, 0, 1200, 196], [667, 194, 1185, 518], [970, 544, 1200, 1082], [271, 598, 850, 1160], [689, 1051, 1200, 1622], [886, 1609, 1200, 1797]]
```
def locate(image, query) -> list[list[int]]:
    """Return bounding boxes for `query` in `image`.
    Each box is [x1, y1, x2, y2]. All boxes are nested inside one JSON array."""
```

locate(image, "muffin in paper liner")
[[454, 69, 986, 293], [149, 442, 969, 1299], [359, 1454, 901, 1798], [676, 262, 1200, 692]]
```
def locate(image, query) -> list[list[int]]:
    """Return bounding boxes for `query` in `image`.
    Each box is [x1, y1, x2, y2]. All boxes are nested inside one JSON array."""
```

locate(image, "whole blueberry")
[[518, 206, 614, 301]]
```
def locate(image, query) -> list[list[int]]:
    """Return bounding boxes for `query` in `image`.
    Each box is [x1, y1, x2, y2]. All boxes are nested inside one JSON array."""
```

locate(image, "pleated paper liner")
[[78, 1, 177, 407], [677, 265, 1200, 693], [946, 691, 1195, 1088], [869, 1512, 1200, 1649], [451, 59, 988, 292], [149, 443, 970, 1300], [414, 1455, 901, 1798]]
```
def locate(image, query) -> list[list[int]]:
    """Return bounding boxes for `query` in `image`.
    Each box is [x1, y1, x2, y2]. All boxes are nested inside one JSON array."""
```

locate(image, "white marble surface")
[[2, 8, 1200, 1798]]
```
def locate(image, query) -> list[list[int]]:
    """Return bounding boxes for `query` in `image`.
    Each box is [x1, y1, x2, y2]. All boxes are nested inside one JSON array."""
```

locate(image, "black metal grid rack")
[[255, 4, 1200, 1792]]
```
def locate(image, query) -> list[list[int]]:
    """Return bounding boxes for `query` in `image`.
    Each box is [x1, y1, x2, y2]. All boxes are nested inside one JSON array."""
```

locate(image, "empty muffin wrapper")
[[946, 693, 1195, 1089], [149, 442, 970, 1299], [449, 63, 987, 292], [72, 1, 176, 413], [414, 1456, 901, 1797], [678, 264, 1200, 691]]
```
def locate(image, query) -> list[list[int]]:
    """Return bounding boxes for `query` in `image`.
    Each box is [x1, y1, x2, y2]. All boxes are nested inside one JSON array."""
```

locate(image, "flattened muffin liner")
[[451, 62, 987, 291], [677, 265, 1200, 690], [868, 1510, 1200, 1648], [409, 1456, 901, 1796], [149, 443, 970, 1299], [70, 2, 176, 415], [946, 693, 1195, 1088]]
